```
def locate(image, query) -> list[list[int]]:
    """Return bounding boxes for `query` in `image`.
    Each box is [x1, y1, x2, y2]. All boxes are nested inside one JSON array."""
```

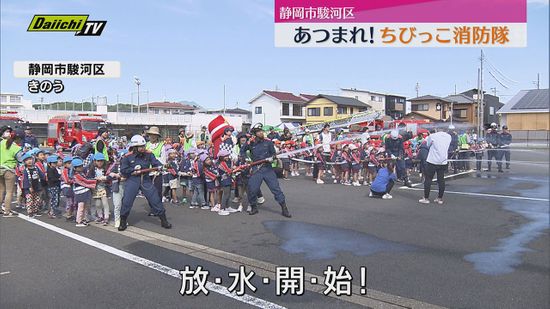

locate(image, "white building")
[[340, 88, 386, 115], [206, 107, 251, 124], [142, 101, 197, 115], [0, 93, 33, 110], [249, 90, 307, 126]]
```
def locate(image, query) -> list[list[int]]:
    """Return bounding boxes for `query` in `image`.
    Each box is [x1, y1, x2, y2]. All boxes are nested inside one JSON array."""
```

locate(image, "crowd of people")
[[0, 120, 512, 229]]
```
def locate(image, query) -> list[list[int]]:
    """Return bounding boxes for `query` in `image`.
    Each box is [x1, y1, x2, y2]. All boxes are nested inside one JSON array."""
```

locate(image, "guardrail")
[[510, 130, 550, 147]]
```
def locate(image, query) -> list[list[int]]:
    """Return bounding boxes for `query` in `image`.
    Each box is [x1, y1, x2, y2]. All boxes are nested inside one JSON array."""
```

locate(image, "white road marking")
[[15, 213, 286, 309], [92, 225, 446, 309], [400, 170, 475, 189], [403, 187, 549, 202], [0, 271, 11, 275]]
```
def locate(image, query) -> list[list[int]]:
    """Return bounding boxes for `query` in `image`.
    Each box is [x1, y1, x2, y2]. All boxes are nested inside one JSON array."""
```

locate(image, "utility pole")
[[116, 94, 119, 113], [477, 68, 481, 137], [415, 82, 420, 97], [534, 73, 540, 89], [454, 84, 457, 95], [490, 87, 497, 96], [40, 97, 44, 110], [479, 50, 485, 137]]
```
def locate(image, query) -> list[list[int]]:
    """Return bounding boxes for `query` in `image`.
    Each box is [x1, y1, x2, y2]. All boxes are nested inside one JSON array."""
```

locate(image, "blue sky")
[[1, 0, 548, 108]]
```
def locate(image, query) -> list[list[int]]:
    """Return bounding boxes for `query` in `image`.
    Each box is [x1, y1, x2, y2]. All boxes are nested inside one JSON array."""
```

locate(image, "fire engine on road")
[[47, 113, 108, 149], [0, 111, 25, 129]]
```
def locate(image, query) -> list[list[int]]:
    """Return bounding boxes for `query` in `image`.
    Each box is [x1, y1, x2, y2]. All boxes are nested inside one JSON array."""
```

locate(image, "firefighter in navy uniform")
[[240, 123, 291, 218], [385, 130, 412, 187], [485, 123, 502, 172], [499, 125, 512, 169], [118, 135, 172, 231]]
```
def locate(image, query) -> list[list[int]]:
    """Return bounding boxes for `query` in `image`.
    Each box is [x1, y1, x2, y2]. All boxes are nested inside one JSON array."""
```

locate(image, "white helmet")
[[448, 124, 456, 130], [349, 144, 357, 150], [129, 135, 146, 147], [391, 130, 399, 139], [490, 122, 497, 128]]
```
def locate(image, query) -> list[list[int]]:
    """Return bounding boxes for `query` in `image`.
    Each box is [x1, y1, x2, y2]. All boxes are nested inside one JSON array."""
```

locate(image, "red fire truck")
[[0, 111, 25, 129], [47, 113, 108, 148]]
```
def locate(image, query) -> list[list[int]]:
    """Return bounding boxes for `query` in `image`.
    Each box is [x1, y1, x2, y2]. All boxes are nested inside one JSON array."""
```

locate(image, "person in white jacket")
[[419, 127, 451, 205]]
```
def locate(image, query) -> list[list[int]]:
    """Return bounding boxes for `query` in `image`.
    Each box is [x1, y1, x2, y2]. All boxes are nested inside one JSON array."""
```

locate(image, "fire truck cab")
[[47, 113, 108, 149], [0, 111, 25, 129]]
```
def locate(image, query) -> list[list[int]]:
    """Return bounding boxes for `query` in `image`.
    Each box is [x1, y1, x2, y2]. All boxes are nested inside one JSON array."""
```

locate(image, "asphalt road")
[[1, 148, 548, 308]]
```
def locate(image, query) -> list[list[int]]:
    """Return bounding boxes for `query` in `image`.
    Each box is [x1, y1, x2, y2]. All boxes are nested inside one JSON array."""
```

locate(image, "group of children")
[[6, 126, 495, 226], [160, 146, 251, 216], [13, 145, 128, 228]]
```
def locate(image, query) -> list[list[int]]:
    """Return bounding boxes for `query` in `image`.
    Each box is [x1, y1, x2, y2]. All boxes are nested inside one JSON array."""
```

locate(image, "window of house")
[[324, 107, 333, 116], [282, 103, 289, 116], [307, 107, 320, 116], [489, 106, 495, 115], [0, 96, 7, 103], [412, 104, 429, 111], [292, 104, 302, 116], [10, 96, 20, 103], [337, 106, 347, 114], [370, 96, 376, 101], [255, 106, 262, 114], [453, 109, 468, 118]]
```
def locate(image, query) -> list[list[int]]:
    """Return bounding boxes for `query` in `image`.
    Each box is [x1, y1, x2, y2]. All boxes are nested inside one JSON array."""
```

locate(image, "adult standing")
[[499, 125, 512, 169], [385, 130, 411, 187], [485, 123, 502, 172], [119, 135, 171, 231], [198, 126, 210, 143], [317, 124, 333, 179], [145, 126, 165, 203], [182, 130, 195, 153], [141, 126, 150, 142], [240, 124, 291, 218], [267, 128, 280, 141], [447, 125, 459, 173], [419, 128, 451, 205], [94, 127, 110, 163], [0, 129, 24, 217], [23, 125, 38, 148]]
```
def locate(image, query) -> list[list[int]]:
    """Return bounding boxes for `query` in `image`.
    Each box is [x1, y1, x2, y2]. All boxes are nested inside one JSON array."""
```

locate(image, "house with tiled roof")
[[304, 94, 371, 124], [497, 89, 549, 131], [408, 95, 453, 121], [142, 101, 197, 115], [249, 90, 307, 126]]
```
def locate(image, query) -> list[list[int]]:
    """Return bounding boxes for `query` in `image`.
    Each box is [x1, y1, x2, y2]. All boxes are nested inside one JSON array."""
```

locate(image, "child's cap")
[[47, 155, 59, 164], [93, 153, 106, 161], [21, 152, 33, 162], [217, 149, 231, 158], [72, 158, 84, 167]]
